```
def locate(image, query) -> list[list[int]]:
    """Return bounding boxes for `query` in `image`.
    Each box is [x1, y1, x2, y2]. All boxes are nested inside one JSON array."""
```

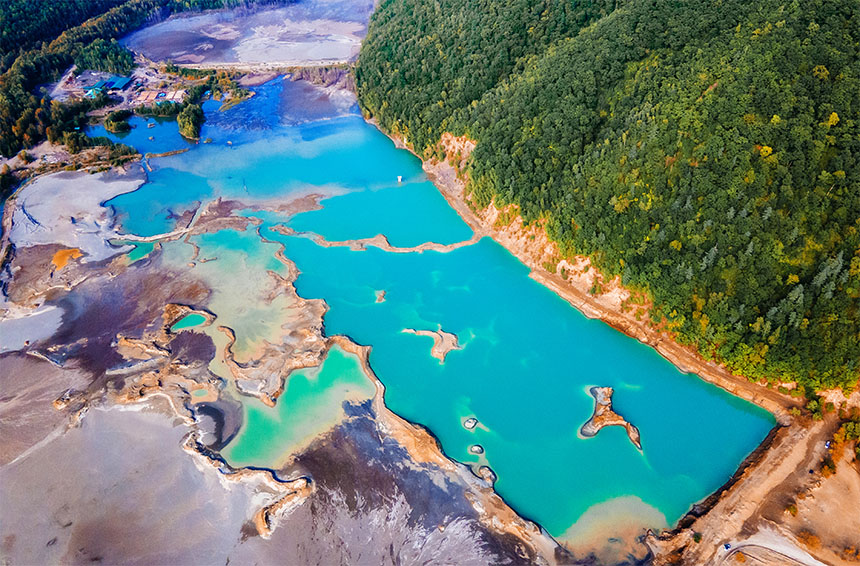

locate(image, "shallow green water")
[[100, 78, 775, 540], [223, 345, 376, 467], [170, 313, 207, 331], [127, 241, 155, 263], [107, 239, 155, 263]]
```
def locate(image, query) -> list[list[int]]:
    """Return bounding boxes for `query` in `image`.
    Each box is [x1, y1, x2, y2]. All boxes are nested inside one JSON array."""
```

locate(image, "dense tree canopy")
[[104, 109, 133, 133], [357, 0, 860, 393], [0, 0, 127, 72], [177, 103, 204, 138], [75, 38, 135, 75]]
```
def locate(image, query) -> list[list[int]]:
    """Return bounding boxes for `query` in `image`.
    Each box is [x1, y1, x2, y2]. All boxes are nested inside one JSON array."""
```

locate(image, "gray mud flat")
[[0, 404, 260, 565], [7, 168, 145, 262], [0, 398, 557, 565], [123, 0, 374, 67], [0, 354, 90, 465], [237, 400, 540, 565]]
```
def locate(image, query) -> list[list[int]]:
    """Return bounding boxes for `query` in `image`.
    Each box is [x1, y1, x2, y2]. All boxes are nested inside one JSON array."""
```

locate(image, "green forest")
[[74, 39, 135, 75], [0, 0, 127, 72], [357, 0, 860, 394], [177, 103, 204, 138]]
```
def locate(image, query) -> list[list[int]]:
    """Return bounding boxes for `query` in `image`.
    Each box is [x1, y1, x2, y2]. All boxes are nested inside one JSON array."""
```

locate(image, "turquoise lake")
[[95, 77, 774, 540], [170, 313, 207, 331]]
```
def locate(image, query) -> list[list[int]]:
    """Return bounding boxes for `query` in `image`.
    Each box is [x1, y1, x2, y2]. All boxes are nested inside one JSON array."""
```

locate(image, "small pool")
[[170, 313, 207, 331]]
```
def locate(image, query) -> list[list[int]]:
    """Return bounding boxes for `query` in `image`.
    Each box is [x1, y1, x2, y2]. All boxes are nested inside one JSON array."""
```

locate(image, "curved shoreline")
[[371, 120, 800, 425], [327, 335, 563, 563], [1, 164, 560, 559], [364, 119, 832, 563]]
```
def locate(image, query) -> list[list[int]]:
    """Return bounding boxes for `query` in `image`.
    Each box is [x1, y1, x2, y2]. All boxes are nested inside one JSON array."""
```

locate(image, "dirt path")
[[646, 417, 841, 565]]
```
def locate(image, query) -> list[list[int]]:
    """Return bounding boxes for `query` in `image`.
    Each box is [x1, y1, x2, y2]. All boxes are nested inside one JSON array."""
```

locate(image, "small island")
[[580, 387, 642, 450], [402, 325, 461, 363]]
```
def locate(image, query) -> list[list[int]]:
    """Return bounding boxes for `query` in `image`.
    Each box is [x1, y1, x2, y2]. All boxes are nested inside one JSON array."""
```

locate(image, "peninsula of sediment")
[[580, 387, 642, 450], [402, 326, 461, 363]]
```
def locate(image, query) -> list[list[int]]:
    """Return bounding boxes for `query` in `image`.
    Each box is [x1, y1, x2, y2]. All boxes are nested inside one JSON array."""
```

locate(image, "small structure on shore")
[[85, 76, 132, 98], [580, 386, 642, 450], [135, 89, 187, 105]]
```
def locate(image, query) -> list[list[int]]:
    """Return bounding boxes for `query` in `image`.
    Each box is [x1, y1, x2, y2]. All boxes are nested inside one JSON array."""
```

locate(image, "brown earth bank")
[[647, 414, 860, 566]]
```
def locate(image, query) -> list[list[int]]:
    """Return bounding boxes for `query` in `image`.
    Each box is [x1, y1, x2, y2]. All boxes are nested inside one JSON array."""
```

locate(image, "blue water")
[[94, 77, 774, 539], [288, 180, 473, 247], [266, 229, 773, 533], [89, 115, 193, 155], [105, 112, 430, 237]]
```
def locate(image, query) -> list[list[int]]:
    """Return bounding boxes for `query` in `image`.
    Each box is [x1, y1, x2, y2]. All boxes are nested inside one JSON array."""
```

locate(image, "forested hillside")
[[74, 39, 136, 75], [0, 0, 127, 72], [357, 0, 860, 393]]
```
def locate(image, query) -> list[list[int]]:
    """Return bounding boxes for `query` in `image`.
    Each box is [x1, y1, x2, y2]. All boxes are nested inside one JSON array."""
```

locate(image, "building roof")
[[108, 77, 132, 90]]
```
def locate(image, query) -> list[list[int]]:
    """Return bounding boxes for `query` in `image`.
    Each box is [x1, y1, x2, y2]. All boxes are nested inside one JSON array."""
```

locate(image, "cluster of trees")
[[357, 0, 860, 393], [0, 92, 136, 202], [0, 164, 16, 196], [822, 409, 860, 471], [167, 65, 249, 102], [177, 103, 204, 138], [74, 39, 135, 75], [104, 109, 133, 133], [0, 0, 285, 156]]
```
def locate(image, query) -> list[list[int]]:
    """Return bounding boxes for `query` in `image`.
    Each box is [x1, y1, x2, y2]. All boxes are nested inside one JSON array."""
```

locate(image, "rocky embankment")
[[274, 224, 482, 254], [290, 66, 355, 92], [580, 387, 642, 450]]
